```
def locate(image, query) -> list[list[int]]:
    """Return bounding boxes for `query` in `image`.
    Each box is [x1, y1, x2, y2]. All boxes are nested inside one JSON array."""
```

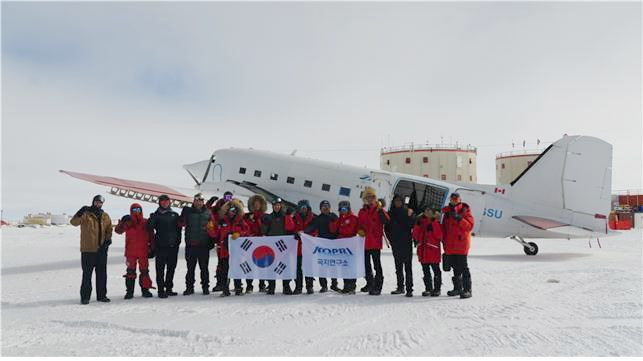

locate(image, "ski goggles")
[[224, 194, 233, 201], [131, 207, 142, 213], [339, 206, 349, 213]]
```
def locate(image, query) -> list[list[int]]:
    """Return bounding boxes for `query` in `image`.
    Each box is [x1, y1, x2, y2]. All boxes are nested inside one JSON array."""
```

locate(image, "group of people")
[[71, 187, 474, 304]]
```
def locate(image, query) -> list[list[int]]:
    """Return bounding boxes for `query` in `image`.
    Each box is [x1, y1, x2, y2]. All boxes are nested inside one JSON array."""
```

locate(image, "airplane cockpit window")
[[392, 179, 448, 214], [239, 167, 246, 174], [254, 170, 262, 177], [339, 187, 351, 197], [270, 173, 278, 181], [322, 184, 331, 192], [287, 176, 295, 184], [304, 180, 313, 188]]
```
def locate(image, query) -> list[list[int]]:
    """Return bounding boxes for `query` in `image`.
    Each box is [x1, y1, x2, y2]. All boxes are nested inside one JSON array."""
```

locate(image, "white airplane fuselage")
[[190, 136, 613, 248]]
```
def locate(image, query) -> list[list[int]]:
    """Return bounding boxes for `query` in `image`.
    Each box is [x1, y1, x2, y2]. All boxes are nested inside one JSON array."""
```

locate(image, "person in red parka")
[[214, 198, 250, 297], [441, 192, 475, 299], [292, 199, 315, 295], [115, 203, 154, 299], [357, 186, 390, 296], [244, 195, 268, 293], [413, 208, 443, 297], [209, 192, 232, 293], [331, 200, 359, 294]]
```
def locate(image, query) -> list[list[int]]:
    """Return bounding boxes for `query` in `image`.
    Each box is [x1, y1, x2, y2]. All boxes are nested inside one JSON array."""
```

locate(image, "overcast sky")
[[2, 1, 641, 221]]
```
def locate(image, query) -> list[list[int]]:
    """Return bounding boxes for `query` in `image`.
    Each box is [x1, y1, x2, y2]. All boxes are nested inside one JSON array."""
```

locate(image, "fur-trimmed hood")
[[247, 195, 267, 213], [219, 198, 246, 219]]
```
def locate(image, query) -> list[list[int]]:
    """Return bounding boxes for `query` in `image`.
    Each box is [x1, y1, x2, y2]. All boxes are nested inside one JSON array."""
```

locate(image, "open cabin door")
[[392, 178, 449, 215], [453, 188, 486, 236], [369, 171, 393, 205]]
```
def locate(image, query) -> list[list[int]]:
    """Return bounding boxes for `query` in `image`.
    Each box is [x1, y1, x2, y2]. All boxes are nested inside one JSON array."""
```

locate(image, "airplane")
[[60, 134, 615, 256]]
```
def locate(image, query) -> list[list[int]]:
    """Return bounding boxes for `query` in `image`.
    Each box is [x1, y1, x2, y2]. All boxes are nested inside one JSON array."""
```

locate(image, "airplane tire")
[[524, 242, 538, 256]]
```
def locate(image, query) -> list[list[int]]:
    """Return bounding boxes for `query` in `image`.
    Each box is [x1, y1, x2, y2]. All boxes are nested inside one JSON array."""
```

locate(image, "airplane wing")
[[226, 180, 298, 209], [60, 170, 196, 207]]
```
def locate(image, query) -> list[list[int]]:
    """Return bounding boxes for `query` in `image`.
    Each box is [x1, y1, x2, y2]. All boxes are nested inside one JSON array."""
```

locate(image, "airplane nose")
[[183, 154, 216, 185]]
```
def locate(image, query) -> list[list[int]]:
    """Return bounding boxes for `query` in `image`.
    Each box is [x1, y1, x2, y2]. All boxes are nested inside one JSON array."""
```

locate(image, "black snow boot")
[[447, 276, 462, 297], [234, 288, 244, 296], [293, 287, 303, 295], [283, 283, 293, 295], [246, 284, 254, 294], [158, 287, 168, 298], [460, 272, 472, 299], [183, 287, 194, 296], [212, 283, 224, 292], [166, 288, 178, 296], [202, 286, 210, 295], [220, 280, 231, 297], [430, 274, 442, 297], [124, 278, 135, 300], [360, 280, 371, 293], [306, 286, 314, 295], [391, 286, 404, 295], [141, 288, 153, 298], [259, 280, 267, 293], [369, 276, 383, 296], [421, 277, 434, 297], [330, 279, 341, 293], [405, 289, 413, 297]]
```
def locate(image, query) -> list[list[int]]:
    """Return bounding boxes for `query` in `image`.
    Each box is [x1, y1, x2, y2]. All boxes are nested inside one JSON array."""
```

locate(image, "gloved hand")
[[147, 248, 156, 259], [285, 207, 293, 216], [247, 213, 255, 221], [207, 239, 215, 250], [99, 239, 112, 252], [329, 213, 338, 221], [121, 215, 132, 223], [413, 239, 418, 247], [376, 201, 383, 210], [454, 214, 462, 222], [231, 232, 240, 240], [442, 253, 451, 272], [357, 229, 365, 237], [75, 206, 89, 218]]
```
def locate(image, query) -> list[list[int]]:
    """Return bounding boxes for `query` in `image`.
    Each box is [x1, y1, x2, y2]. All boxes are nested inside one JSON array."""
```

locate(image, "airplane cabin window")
[[270, 173, 278, 181], [239, 167, 246, 174], [287, 176, 295, 184], [339, 187, 351, 197], [304, 180, 312, 188], [393, 179, 448, 214], [322, 184, 331, 192], [254, 170, 262, 177]]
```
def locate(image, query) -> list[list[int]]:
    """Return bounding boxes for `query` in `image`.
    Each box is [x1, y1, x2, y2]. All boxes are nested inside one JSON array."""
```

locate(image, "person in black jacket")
[[180, 193, 213, 296], [304, 200, 339, 293], [147, 194, 182, 298], [261, 198, 295, 295], [384, 194, 415, 297]]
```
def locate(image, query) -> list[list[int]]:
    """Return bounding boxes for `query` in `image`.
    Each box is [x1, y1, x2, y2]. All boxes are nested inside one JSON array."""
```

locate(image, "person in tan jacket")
[[70, 194, 113, 304]]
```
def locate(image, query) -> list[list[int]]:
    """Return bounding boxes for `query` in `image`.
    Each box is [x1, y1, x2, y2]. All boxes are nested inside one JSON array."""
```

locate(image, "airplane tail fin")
[[509, 135, 612, 230]]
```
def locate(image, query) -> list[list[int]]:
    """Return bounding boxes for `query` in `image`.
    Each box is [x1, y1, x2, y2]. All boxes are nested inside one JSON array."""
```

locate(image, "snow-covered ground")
[[2, 226, 642, 356]]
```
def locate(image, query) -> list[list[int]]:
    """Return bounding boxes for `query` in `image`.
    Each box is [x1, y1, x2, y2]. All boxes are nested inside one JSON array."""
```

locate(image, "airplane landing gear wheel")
[[524, 242, 538, 256]]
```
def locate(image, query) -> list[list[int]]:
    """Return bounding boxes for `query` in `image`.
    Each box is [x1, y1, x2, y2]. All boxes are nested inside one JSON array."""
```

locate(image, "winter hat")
[[297, 200, 311, 212], [272, 198, 283, 205], [158, 194, 170, 203], [319, 200, 331, 210], [338, 200, 351, 212], [362, 187, 377, 200], [92, 195, 105, 204]]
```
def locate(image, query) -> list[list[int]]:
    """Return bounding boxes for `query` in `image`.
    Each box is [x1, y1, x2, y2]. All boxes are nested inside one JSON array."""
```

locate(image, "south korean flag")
[[228, 235, 298, 280]]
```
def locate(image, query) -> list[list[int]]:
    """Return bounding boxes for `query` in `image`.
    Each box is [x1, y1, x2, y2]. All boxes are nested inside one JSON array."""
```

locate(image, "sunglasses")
[[224, 195, 233, 201], [131, 208, 142, 213]]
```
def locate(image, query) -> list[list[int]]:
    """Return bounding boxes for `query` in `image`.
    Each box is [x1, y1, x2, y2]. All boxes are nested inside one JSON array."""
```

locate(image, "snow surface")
[[2, 226, 642, 356]]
